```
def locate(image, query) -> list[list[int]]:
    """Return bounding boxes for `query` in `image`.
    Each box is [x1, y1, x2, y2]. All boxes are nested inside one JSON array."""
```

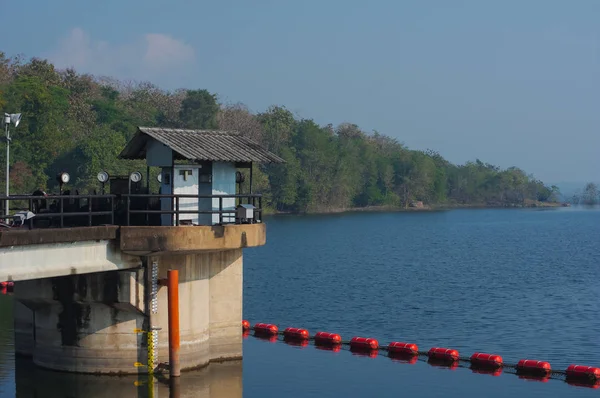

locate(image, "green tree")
[[179, 89, 219, 129]]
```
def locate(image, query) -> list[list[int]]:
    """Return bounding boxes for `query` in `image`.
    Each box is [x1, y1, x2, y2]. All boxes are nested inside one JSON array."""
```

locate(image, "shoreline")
[[264, 201, 566, 216]]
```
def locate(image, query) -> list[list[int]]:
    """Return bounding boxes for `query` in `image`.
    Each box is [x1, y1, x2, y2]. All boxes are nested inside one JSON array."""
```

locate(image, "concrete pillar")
[[13, 296, 34, 357], [151, 249, 243, 371], [12, 249, 244, 374]]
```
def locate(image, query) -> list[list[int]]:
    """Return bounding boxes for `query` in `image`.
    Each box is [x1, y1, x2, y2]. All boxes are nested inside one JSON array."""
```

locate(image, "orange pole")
[[167, 269, 180, 377]]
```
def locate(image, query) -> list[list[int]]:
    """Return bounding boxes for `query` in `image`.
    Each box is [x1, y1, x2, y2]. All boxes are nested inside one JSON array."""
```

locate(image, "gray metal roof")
[[119, 127, 285, 164]]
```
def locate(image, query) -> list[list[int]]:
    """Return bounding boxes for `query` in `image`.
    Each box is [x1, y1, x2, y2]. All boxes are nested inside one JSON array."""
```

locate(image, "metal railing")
[[0, 193, 263, 228], [0, 194, 115, 229], [123, 194, 263, 226]]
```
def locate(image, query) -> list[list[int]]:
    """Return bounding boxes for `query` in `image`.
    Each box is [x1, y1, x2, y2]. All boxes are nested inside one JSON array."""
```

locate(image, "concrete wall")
[[151, 249, 243, 370], [0, 239, 142, 282], [14, 269, 146, 373], [13, 249, 244, 374]]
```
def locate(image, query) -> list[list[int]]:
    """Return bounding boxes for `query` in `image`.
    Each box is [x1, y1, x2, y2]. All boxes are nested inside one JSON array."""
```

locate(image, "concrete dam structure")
[[0, 126, 284, 374]]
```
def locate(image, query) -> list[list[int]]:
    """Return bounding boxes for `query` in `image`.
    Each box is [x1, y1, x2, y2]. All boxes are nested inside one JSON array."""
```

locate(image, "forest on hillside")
[[0, 53, 561, 213]]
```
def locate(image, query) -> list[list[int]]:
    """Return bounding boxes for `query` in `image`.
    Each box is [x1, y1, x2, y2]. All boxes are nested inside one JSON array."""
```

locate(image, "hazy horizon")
[[1, 0, 599, 183]]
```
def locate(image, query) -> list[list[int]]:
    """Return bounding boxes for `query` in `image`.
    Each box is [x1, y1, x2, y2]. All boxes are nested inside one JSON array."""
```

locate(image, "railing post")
[[88, 197, 93, 226], [28, 198, 34, 229], [126, 195, 130, 226], [175, 196, 180, 226], [110, 196, 115, 225], [60, 197, 64, 228], [259, 196, 262, 222], [219, 197, 223, 225]]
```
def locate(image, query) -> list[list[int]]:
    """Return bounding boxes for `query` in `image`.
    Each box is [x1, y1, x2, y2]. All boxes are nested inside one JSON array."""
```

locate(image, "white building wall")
[[211, 162, 236, 224], [173, 165, 202, 225]]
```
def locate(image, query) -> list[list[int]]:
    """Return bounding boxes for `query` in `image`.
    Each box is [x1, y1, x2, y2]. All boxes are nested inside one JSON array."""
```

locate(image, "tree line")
[[571, 183, 600, 205], [0, 53, 561, 213]]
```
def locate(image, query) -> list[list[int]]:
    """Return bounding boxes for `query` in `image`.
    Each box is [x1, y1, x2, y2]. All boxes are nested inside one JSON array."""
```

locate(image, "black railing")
[[0, 193, 263, 229], [0, 194, 115, 229], [122, 194, 263, 226]]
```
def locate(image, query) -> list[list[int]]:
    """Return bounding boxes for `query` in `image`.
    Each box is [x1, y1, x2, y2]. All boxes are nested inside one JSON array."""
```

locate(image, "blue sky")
[[1, 0, 599, 184]]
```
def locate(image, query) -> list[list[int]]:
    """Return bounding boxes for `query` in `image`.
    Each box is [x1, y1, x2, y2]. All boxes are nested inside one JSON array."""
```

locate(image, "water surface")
[[1, 206, 599, 397]]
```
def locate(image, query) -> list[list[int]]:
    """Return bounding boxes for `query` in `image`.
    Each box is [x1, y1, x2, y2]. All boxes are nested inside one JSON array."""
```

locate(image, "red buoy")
[[314, 332, 342, 346], [470, 352, 503, 368], [350, 337, 379, 351], [283, 327, 310, 340], [253, 323, 278, 336], [242, 320, 250, 330], [242, 330, 250, 339], [516, 360, 551, 375], [388, 342, 418, 356], [428, 347, 459, 362], [566, 365, 600, 382]]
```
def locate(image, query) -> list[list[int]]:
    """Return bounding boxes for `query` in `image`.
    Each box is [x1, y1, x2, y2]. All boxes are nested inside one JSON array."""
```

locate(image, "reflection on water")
[[14, 357, 242, 398]]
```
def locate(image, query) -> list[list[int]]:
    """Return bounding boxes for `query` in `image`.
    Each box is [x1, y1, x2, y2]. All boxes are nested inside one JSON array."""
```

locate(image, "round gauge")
[[60, 172, 70, 184], [97, 171, 109, 183], [130, 171, 142, 183], [157, 173, 162, 183]]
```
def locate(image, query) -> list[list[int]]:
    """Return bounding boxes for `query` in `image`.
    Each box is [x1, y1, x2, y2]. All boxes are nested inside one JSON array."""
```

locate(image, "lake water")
[[1, 207, 599, 397]]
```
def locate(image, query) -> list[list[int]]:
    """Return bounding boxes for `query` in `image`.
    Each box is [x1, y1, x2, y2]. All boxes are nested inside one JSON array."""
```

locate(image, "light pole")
[[3, 112, 21, 216]]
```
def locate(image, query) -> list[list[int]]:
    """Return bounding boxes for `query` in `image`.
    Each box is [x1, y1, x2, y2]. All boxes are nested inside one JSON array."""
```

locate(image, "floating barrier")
[[253, 323, 278, 336], [240, 320, 598, 389], [516, 360, 551, 376], [242, 320, 250, 331], [470, 353, 503, 369], [388, 342, 418, 356], [565, 365, 600, 383], [428, 347, 459, 362], [349, 337, 379, 352], [283, 327, 310, 341], [314, 332, 342, 346]]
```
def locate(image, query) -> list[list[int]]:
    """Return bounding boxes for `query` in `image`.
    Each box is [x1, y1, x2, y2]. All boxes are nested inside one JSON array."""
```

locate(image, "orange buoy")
[[428, 347, 459, 362], [350, 337, 379, 351], [242, 320, 250, 330], [388, 342, 418, 356], [470, 352, 503, 369], [566, 365, 600, 382], [314, 332, 342, 346], [283, 327, 309, 340], [516, 360, 551, 375], [254, 323, 278, 336]]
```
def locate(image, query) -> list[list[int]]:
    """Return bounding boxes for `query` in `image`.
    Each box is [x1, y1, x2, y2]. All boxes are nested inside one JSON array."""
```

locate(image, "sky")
[[0, 0, 599, 184]]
